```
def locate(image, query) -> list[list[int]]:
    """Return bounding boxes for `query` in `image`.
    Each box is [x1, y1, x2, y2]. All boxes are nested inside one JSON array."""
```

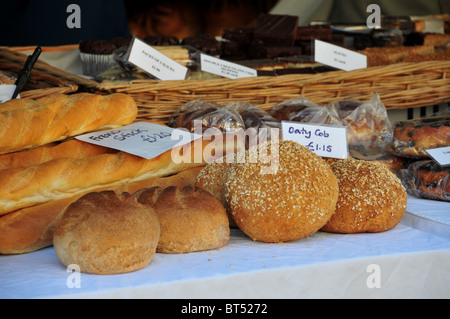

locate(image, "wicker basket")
[[98, 60, 450, 125], [0, 48, 98, 99]]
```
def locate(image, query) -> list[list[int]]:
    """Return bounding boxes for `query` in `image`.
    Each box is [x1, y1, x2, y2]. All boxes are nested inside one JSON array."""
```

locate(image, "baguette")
[[0, 138, 220, 215], [0, 166, 203, 255], [0, 93, 137, 154], [0, 139, 114, 170]]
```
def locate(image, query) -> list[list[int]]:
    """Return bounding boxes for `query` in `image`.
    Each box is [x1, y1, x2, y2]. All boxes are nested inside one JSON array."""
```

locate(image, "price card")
[[282, 121, 348, 159], [127, 37, 188, 81], [314, 39, 367, 71], [76, 122, 201, 160], [0, 85, 17, 103], [426, 146, 450, 167], [200, 53, 257, 79]]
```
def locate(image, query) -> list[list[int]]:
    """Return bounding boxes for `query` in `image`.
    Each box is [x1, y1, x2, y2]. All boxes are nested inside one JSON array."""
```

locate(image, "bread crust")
[[53, 191, 160, 275], [0, 93, 138, 154], [0, 138, 214, 215], [134, 185, 230, 254], [322, 159, 407, 233], [226, 140, 339, 243], [0, 139, 113, 171], [0, 167, 202, 255]]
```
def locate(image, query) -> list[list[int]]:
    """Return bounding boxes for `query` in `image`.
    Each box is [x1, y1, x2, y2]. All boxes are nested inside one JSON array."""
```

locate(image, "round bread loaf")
[[195, 154, 239, 228], [322, 159, 407, 234], [53, 191, 160, 275], [226, 140, 339, 243], [133, 185, 230, 254]]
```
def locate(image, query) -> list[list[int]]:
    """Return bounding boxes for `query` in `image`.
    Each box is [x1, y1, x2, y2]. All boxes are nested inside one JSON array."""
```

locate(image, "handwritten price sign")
[[76, 122, 201, 160], [281, 121, 348, 159]]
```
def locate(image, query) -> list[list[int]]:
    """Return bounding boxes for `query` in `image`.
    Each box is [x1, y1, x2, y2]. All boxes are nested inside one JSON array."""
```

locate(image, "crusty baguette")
[[0, 138, 221, 215], [0, 139, 114, 170], [0, 93, 137, 154], [0, 166, 203, 255]]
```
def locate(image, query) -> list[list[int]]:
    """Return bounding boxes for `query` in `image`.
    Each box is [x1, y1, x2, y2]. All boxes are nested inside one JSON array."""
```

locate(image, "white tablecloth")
[[1, 196, 449, 299]]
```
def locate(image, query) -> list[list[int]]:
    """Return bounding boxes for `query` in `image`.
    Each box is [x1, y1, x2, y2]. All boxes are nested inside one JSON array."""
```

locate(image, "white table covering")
[[1, 196, 449, 299]]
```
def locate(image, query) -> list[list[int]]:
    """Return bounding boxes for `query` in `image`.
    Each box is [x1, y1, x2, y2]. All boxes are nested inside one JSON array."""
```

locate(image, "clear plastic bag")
[[399, 160, 450, 202], [270, 97, 343, 126], [392, 111, 450, 159], [226, 102, 281, 131], [332, 93, 393, 161], [226, 102, 281, 148], [169, 99, 245, 133]]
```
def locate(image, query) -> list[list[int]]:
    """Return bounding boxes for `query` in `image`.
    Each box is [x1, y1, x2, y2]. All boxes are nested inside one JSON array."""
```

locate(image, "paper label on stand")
[[282, 121, 348, 159], [0, 85, 17, 103], [426, 146, 450, 167], [314, 39, 367, 71], [127, 37, 188, 81], [76, 122, 201, 160], [200, 54, 257, 79]]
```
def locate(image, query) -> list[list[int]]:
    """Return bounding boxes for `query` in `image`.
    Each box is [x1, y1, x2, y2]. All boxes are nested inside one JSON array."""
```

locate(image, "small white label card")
[[426, 146, 450, 167], [0, 85, 17, 103], [200, 53, 257, 79], [76, 122, 201, 160], [127, 37, 188, 81], [314, 39, 367, 71], [282, 121, 348, 159]]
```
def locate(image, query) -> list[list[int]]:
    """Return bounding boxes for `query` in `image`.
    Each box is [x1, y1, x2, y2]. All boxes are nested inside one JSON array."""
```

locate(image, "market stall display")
[[0, 10, 449, 299]]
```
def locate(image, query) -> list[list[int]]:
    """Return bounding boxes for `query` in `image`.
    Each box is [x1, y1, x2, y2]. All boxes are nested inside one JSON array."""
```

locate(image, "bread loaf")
[[195, 154, 238, 228], [0, 137, 218, 215], [0, 166, 203, 255], [133, 185, 230, 254], [53, 191, 160, 275], [226, 140, 339, 243], [0, 139, 114, 170], [0, 93, 138, 154], [321, 159, 407, 233]]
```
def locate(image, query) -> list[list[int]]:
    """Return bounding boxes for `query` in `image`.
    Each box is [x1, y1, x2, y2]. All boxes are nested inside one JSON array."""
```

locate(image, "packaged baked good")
[[332, 94, 393, 161], [226, 102, 281, 148], [392, 111, 450, 158], [400, 160, 449, 202], [270, 96, 342, 126], [169, 99, 245, 133]]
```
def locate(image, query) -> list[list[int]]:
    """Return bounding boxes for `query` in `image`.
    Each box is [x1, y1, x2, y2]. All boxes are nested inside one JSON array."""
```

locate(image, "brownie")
[[220, 40, 249, 61], [274, 68, 316, 75], [222, 28, 254, 45], [381, 16, 414, 35], [79, 39, 117, 54], [253, 14, 299, 47], [264, 46, 303, 59], [181, 34, 222, 56], [143, 35, 180, 46], [296, 25, 333, 42]]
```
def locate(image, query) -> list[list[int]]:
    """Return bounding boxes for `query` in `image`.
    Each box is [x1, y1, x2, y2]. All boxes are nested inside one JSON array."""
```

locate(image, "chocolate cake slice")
[[253, 14, 299, 47]]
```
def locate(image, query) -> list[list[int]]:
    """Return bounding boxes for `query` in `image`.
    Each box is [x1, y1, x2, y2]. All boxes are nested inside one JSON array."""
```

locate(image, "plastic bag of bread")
[[270, 96, 342, 126], [226, 102, 281, 148], [392, 111, 450, 159], [332, 94, 393, 161], [400, 160, 449, 202], [169, 99, 245, 133]]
